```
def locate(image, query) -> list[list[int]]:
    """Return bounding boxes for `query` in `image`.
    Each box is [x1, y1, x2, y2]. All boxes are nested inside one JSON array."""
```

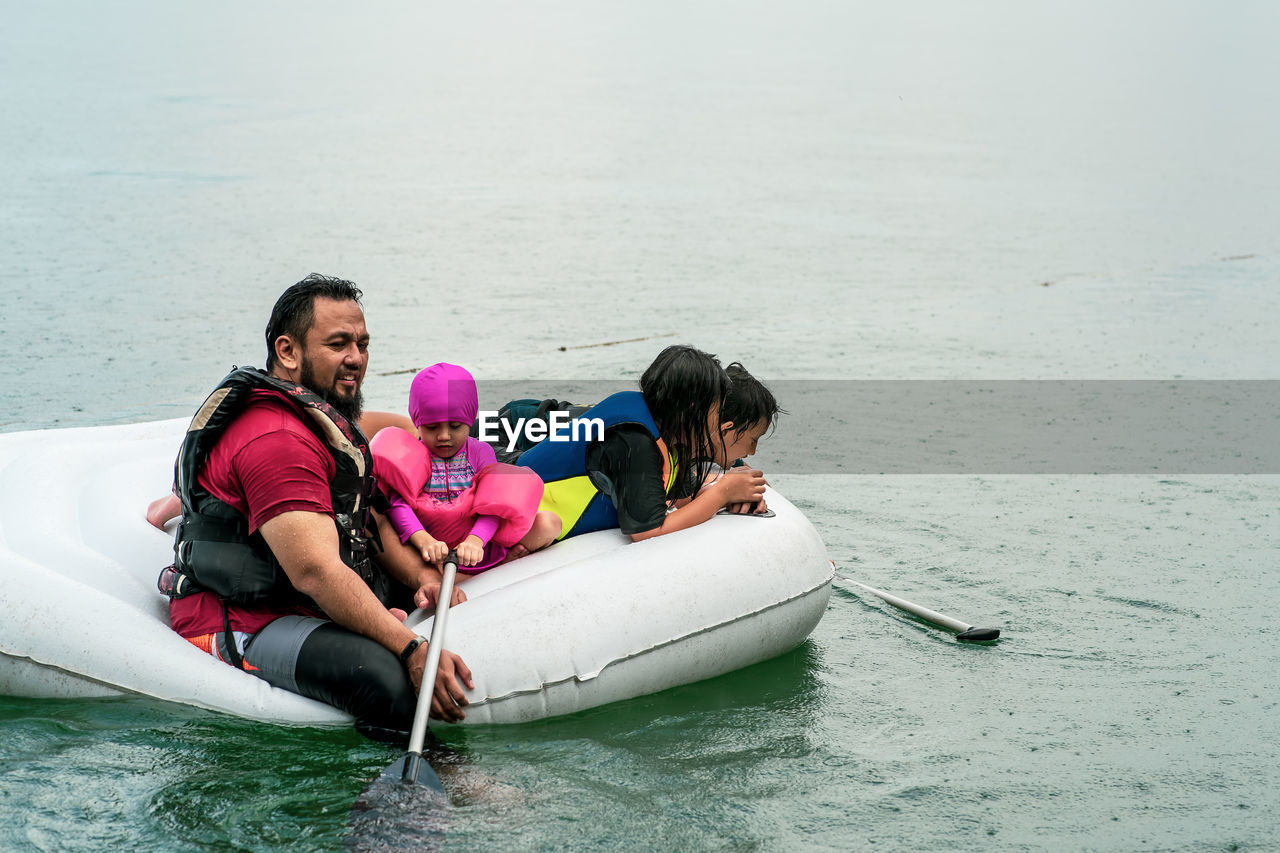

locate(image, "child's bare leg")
[[146, 493, 181, 530], [504, 512, 562, 562], [521, 511, 561, 552]]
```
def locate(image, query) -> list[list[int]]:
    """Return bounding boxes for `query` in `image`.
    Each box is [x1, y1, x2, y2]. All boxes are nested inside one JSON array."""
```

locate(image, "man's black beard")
[[299, 359, 363, 424]]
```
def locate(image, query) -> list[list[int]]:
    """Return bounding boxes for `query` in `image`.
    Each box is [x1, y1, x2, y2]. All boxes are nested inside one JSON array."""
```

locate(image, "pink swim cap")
[[408, 363, 479, 426]]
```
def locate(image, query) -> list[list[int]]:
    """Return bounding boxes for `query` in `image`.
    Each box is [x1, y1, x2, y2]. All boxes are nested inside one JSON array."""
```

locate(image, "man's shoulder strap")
[[174, 366, 370, 516]]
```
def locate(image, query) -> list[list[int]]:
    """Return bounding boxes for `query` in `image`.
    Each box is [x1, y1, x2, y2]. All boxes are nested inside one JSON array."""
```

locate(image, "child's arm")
[[670, 466, 720, 510], [385, 493, 450, 566], [385, 494, 424, 543], [591, 427, 766, 542], [455, 441, 501, 566], [372, 510, 467, 610], [629, 467, 766, 541]]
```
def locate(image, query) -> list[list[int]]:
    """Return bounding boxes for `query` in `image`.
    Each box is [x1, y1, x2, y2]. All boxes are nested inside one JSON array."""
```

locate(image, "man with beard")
[[162, 274, 471, 737]]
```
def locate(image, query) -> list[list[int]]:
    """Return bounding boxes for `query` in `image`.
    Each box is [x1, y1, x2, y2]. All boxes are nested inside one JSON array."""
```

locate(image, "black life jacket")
[[170, 366, 388, 609]]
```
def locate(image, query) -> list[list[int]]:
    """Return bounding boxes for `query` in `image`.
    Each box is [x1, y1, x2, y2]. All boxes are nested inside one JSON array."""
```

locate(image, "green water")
[[4, 0, 1280, 849], [5, 475, 1277, 850], [1, 647, 829, 850]]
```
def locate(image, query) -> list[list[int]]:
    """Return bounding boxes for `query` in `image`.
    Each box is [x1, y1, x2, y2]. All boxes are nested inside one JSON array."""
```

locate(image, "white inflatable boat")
[[0, 419, 832, 726]]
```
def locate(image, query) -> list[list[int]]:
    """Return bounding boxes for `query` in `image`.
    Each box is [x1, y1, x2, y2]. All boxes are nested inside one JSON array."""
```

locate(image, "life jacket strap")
[[177, 512, 250, 545], [220, 600, 246, 671]]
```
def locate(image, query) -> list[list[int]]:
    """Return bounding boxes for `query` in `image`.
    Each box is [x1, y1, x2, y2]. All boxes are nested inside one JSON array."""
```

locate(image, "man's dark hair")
[[722, 362, 783, 434], [264, 273, 363, 370]]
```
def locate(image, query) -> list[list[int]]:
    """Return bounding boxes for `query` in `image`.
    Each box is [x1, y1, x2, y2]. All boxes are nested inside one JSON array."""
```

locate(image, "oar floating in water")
[[843, 574, 1001, 642]]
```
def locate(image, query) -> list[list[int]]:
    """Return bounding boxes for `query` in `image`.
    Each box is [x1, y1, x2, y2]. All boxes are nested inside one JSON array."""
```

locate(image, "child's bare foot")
[[502, 543, 530, 564], [146, 494, 181, 530]]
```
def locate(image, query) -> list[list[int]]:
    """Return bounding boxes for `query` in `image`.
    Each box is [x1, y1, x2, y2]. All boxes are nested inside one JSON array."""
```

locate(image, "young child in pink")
[[371, 363, 560, 570]]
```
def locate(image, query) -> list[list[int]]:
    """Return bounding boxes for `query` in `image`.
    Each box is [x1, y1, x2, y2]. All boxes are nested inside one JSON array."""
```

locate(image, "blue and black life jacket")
[[518, 391, 675, 539]]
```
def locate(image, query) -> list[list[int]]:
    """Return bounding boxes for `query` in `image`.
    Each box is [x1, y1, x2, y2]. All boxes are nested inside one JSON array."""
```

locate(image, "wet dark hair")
[[264, 273, 363, 370], [639, 344, 727, 495], [722, 362, 783, 435]]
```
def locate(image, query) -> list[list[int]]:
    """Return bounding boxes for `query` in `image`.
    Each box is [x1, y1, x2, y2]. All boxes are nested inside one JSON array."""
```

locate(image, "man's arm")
[[259, 510, 473, 720]]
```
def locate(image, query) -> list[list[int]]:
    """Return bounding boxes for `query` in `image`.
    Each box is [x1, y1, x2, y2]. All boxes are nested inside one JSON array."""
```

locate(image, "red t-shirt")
[[168, 392, 337, 637]]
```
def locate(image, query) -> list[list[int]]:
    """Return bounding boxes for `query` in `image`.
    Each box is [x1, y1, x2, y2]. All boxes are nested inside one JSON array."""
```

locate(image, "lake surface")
[[3, 1, 1278, 850]]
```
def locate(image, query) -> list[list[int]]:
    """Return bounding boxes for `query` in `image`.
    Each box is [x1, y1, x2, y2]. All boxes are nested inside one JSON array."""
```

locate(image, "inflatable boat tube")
[[0, 419, 832, 726]]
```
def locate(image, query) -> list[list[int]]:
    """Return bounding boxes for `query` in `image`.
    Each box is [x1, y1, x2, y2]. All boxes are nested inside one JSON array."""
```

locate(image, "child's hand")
[[718, 467, 767, 507], [418, 536, 449, 566], [456, 535, 485, 567], [724, 496, 770, 515]]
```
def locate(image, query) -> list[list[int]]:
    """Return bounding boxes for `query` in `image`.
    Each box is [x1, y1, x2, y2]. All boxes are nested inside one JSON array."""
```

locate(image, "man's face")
[[297, 297, 369, 421]]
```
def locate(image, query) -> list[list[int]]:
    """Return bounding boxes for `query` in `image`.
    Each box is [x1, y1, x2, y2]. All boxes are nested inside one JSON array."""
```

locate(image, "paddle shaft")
[[845, 578, 1000, 641], [405, 552, 459, 765], [847, 580, 972, 632]]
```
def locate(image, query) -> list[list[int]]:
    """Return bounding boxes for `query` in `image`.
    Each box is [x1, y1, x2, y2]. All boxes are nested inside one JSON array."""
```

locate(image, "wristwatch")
[[398, 635, 427, 664]]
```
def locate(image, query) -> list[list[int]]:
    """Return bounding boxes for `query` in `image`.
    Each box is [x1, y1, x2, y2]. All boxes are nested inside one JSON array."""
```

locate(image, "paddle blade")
[[348, 756, 450, 851], [956, 627, 1001, 642], [396, 752, 444, 788]]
